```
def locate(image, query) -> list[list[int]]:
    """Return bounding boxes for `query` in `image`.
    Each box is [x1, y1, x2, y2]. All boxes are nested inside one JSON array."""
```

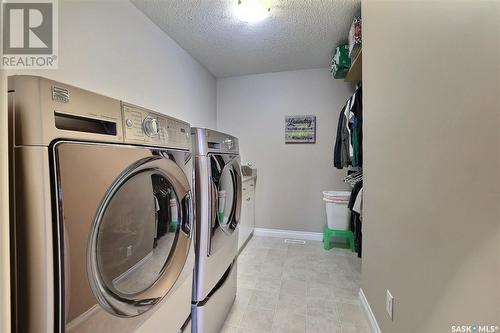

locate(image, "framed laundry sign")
[[285, 115, 316, 144]]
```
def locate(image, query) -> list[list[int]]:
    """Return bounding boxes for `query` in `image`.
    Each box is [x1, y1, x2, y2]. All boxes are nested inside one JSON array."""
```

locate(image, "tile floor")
[[222, 236, 370, 333]]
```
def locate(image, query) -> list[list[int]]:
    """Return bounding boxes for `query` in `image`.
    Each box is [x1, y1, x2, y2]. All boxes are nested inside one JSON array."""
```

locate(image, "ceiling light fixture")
[[235, 0, 271, 23]]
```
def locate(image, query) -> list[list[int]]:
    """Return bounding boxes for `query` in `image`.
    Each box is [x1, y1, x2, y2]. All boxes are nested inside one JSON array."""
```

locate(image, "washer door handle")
[[181, 191, 193, 237]]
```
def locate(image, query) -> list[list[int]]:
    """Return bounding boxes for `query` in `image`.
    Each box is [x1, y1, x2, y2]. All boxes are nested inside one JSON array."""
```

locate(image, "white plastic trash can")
[[323, 191, 351, 230]]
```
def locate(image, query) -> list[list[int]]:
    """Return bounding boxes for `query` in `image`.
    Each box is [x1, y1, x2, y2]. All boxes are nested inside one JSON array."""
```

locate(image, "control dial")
[[143, 116, 160, 137]]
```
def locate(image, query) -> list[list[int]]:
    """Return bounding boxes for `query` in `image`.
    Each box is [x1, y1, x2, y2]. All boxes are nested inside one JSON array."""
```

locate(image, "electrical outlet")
[[126, 245, 132, 257], [386, 290, 394, 320]]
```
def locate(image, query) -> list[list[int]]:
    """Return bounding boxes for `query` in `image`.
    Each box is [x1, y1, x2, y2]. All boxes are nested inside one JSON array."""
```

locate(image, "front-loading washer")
[[8, 75, 194, 333], [191, 128, 242, 333]]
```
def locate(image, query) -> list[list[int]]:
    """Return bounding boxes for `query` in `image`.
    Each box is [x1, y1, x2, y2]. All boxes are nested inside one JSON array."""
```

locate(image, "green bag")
[[331, 44, 351, 79]]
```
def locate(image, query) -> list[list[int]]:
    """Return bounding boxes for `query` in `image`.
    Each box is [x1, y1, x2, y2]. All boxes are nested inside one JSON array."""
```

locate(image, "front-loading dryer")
[[191, 128, 242, 333], [8, 75, 194, 333]]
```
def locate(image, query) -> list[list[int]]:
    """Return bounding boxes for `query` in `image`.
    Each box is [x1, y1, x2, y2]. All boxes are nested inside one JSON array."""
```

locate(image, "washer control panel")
[[122, 103, 191, 149]]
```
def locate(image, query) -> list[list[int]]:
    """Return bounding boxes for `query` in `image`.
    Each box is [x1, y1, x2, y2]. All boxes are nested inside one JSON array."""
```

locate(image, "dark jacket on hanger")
[[340, 110, 350, 168], [348, 181, 363, 210], [333, 105, 346, 169], [348, 181, 363, 258]]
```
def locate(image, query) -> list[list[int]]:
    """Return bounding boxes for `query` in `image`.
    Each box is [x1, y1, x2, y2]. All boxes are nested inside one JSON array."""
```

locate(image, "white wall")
[[1, 0, 217, 127], [217, 69, 353, 233], [362, 1, 500, 332], [0, 1, 217, 330]]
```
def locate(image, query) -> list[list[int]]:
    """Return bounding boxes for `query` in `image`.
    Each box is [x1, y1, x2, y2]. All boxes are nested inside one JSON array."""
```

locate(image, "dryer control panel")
[[122, 103, 191, 150]]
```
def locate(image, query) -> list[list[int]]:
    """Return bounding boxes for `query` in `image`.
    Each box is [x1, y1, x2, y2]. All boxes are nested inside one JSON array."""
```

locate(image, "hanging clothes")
[[333, 86, 363, 169], [351, 126, 359, 166], [333, 105, 345, 168], [352, 187, 363, 215], [348, 181, 363, 258], [348, 181, 362, 210], [350, 86, 363, 167], [340, 111, 350, 168], [353, 214, 362, 257], [344, 98, 353, 162]]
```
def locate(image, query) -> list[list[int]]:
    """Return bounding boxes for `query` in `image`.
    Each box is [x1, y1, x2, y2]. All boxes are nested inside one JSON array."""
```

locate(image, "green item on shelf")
[[334, 44, 351, 68], [331, 44, 351, 79]]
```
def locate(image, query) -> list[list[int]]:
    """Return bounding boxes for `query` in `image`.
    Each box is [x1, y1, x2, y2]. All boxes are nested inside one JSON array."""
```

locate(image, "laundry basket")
[[323, 191, 351, 230]]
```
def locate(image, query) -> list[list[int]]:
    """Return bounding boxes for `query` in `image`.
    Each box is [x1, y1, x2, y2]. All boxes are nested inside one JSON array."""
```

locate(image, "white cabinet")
[[238, 177, 255, 251]]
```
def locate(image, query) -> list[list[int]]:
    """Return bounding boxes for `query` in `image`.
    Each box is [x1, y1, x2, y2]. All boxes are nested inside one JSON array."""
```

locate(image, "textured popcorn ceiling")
[[131, 0, 361, 77]]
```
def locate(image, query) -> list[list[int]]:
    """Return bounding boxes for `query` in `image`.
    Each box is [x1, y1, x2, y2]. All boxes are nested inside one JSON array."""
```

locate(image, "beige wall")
[[0, 1, 218, 330], [362, 1, 500, 332], [217, 69, 353, 233]]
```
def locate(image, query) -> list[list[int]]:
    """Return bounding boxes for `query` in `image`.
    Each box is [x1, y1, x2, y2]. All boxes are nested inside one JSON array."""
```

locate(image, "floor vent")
[[284, 239, 306, 245]]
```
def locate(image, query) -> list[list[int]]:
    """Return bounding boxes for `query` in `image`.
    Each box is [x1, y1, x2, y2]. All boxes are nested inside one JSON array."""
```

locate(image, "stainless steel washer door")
[[88, 157, 192, 317], [208, 154, 242, 254], [54, 142, 193, 328]]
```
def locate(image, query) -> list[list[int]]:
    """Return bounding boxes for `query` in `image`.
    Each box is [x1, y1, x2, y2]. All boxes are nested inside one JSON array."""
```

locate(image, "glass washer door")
[[87, 156, 192, 317], [209, 154, 242, 236]]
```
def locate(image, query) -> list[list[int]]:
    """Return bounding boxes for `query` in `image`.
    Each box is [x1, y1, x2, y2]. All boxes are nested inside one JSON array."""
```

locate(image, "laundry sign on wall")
[[285, 115, 316, 144]]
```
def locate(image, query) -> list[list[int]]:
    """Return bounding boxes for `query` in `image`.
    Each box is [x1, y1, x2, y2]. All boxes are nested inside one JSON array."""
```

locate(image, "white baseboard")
[[253, 228, 323, 241], [359, 288, 382, 333]]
